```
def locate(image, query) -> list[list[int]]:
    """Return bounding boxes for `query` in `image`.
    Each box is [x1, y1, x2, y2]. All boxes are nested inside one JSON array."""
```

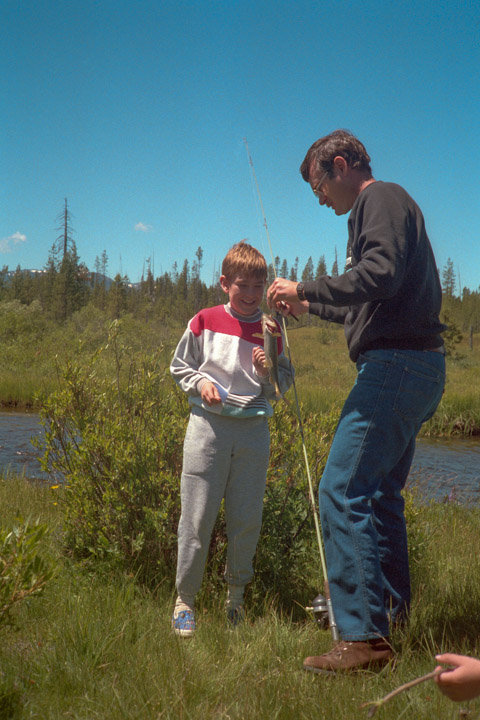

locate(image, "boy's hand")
[[201, 382, 222, 406], [252, 347, 269, 377], [434, 654, 480, 702]]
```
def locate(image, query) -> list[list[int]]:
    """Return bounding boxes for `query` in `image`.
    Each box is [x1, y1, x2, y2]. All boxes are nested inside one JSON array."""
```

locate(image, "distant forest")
[[0, 244, 340, 329], [1, 201, 478, 333]]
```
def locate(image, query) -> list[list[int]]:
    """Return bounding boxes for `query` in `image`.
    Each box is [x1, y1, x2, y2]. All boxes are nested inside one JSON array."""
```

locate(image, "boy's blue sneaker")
[[227, 605, 245, 628], [172, 609, 195, 637]]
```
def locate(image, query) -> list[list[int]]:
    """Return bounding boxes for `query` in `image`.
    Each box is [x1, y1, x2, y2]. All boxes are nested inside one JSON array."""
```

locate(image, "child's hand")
[[201, 382, 222, 406], [252, 346, 269, 377], [434, 654, 480, 701]]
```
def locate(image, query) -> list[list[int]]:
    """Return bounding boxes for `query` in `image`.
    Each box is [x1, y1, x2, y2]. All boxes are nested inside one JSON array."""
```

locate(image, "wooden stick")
[[361, 667, 448, 717]]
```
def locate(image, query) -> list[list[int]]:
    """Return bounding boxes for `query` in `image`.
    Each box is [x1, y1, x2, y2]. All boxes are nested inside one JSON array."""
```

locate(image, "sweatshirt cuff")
[[196, 377, 209, 393], [256, 372, 270, 384]]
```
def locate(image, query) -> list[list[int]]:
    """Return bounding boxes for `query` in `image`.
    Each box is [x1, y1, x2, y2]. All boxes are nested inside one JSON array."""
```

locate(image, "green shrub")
[[0, 518, 54, 626], [403, 489, 438, 586], [36, 321, 188, 585], [0, 299, 47, 344]]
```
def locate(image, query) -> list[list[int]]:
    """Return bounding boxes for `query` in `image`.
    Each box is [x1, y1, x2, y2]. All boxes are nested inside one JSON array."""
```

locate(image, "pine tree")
[[51, 198, 75, 264], [289, 257, 299, 282], [331, 248, 339, 277], [92, 250, 109, 311], [301, 256, 314, 282], [44, 199, 92, 320], [442, 258, 456, 298], [267, 263, 276, 285], [191, 246, 204, 313], [54, 242, 86, 320], [315, 255, 327, 278], [107, 274, 129, 319]]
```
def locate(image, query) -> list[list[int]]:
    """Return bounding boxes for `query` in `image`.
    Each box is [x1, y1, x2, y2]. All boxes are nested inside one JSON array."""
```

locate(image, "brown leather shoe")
[[303, 638, 394, 674]]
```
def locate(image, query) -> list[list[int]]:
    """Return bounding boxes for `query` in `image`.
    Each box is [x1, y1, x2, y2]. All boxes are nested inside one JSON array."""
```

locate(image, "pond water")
[[0, 411, 50, 481], [406, 436, 480, 505], [1, 412, 479, 504]]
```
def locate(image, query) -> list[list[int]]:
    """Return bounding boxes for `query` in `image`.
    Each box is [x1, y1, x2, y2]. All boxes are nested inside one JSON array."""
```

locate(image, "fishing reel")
[[306, 593, 329, 628]]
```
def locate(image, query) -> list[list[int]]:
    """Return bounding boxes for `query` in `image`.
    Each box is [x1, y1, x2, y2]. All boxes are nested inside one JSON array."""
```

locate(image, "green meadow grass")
[[1, 475, 480, 719]]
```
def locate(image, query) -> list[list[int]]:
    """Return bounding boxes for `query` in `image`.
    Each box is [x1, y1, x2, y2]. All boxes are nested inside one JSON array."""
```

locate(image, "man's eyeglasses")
[[312, 171, 329, 199]]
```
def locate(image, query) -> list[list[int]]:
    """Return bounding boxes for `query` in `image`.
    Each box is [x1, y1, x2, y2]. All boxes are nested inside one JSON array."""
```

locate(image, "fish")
[[253, 313, 283, 400]]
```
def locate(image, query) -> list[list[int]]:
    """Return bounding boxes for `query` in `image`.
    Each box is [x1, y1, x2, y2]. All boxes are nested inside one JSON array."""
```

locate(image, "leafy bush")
[[0, 299, 47, 344], [0, 518, 54, 625], [37, 321, 337, 609], [36, 321, 188, 585]]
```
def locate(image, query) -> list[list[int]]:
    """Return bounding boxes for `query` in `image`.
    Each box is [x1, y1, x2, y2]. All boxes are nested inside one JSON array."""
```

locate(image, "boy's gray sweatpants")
[[176, 405, 270, 602]]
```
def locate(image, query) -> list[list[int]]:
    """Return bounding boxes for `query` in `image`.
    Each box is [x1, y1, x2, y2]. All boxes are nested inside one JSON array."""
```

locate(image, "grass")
[[285, 323, 356, 415], [1, 475, 480, 719]]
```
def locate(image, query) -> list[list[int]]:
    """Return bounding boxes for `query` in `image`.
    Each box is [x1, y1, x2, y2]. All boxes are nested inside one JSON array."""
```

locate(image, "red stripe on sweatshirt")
[[189, 305, 283, 352]]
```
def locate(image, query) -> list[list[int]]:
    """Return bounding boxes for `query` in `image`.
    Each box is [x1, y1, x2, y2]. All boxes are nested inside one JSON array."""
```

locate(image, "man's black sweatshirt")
[[303, 181, 446, 362]]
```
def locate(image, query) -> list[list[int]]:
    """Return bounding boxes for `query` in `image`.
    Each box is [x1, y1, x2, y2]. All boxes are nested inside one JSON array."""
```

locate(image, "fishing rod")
[[243, 138, 339, 642]]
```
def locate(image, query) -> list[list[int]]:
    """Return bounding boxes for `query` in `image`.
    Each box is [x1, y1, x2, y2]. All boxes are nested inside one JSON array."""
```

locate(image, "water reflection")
[[408, 437, 480, 505], [0, 411, 49, 480], [1, 412, 479, 504]]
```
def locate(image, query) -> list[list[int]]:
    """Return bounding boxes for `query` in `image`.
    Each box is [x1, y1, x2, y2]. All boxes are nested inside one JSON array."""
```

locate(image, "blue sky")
[[2, 0, 479, 291]]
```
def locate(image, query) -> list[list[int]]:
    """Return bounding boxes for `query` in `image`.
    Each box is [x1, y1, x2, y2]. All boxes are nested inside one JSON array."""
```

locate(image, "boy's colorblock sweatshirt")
[[170, 303, 293, 418]]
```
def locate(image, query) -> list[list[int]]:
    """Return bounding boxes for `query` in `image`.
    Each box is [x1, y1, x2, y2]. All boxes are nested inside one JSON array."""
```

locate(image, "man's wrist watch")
[[296, 282, 306, 302]]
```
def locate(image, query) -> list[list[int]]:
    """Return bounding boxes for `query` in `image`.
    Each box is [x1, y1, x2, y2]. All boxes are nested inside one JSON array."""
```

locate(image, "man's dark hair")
[[300, 130, 372, 181]]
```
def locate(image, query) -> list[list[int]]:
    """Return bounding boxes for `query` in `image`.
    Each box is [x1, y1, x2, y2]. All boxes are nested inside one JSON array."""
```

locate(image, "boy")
[[170, 241, 293, 636]]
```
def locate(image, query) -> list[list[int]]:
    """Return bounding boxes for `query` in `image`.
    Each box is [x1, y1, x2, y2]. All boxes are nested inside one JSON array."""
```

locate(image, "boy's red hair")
[[221, 240, 267, 282]]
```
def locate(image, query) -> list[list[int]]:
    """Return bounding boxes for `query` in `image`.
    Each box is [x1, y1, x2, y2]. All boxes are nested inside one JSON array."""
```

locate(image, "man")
[[267, 130, 446, 673]]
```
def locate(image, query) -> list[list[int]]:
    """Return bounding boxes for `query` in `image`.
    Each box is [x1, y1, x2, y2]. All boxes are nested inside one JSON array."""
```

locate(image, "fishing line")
[[245, 150, 269, 263], [243, 138, 339, 641]]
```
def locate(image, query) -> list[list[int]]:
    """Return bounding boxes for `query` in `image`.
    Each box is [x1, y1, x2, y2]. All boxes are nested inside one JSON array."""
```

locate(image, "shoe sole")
[[303, 659, 394, 675], [173, 627, 195, 637], [303, 665, 337, 675]]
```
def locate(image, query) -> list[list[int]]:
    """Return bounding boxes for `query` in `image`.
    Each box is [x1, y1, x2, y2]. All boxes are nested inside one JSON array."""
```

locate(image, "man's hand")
[[252, 346, 268, 377], [200, 381, 222, 406], [434, 653, 480, 702], [267, 278, 309, 316]]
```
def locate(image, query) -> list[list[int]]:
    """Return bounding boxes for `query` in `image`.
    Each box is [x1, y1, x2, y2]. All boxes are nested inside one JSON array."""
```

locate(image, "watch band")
[[296, 282, 306, 302]]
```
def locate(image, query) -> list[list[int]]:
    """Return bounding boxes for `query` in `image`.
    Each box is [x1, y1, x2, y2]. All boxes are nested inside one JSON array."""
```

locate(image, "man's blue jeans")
[[319, 349, 446, 640]]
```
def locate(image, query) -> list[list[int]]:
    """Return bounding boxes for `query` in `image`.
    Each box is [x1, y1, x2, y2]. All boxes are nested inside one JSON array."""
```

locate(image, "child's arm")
[[435, 654, 480, 702], [171, 325, 212, 398]]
